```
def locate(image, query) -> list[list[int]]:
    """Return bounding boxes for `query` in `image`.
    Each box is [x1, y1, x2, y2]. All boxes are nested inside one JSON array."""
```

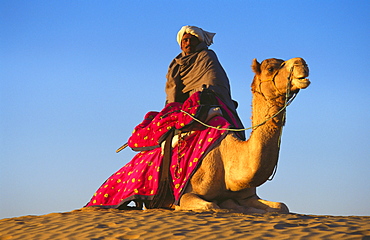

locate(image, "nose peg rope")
[[116, 64, 300, 182]]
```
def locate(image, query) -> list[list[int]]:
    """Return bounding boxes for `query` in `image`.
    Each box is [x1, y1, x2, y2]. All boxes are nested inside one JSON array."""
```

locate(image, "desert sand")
[[1, 208, 369, 240]]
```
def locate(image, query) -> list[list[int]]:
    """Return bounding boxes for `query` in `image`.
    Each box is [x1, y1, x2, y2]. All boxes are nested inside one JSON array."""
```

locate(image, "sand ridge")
[[1, 208, 369, 239]]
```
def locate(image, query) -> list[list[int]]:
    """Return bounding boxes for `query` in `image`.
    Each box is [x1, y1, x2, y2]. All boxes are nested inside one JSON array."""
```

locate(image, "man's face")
[[181, 33, 200, 55]]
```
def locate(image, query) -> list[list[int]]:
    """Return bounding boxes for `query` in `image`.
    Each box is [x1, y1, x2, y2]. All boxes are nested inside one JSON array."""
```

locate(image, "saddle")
[[113, 89, 241, 208], [127, 89, 222, 152], [126, 90, 225, 208]]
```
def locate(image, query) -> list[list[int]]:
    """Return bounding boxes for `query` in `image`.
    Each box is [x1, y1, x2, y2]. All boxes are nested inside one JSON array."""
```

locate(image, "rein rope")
[[180, 63, 297, 181], [180, 63, 297, 132], [116, 62, 299, 182]]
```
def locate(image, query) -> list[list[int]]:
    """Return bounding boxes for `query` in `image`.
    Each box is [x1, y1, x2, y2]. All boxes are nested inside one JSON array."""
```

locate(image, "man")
[[165, 25, 245, 139]]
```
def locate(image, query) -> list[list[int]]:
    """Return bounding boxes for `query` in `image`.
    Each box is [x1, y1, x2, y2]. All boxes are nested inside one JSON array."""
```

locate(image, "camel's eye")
[[267, 67, 274, 72]]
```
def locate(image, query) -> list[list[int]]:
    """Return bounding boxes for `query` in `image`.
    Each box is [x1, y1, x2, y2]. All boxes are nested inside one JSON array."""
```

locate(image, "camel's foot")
[[259, 199, 289, 213], [176, 192, 289, 214], [175, 193, 221, 212], [220, 198, 289, 214], [238, 196, 289, 214], [219, 199, 266, 214]]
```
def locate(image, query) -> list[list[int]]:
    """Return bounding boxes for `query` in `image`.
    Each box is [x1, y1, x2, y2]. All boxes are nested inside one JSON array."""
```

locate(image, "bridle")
[[256, 61, 298, 104]]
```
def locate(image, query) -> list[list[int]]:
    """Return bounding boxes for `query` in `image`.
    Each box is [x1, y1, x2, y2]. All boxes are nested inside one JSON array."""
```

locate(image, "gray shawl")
[[165, 43, 236, 113]]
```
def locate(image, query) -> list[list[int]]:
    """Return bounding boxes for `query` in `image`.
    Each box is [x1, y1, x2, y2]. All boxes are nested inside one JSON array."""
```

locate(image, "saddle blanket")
[[85, 92, 237, 208]]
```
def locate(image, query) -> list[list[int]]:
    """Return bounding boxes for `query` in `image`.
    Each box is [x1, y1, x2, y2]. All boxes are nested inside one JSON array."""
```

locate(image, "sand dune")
[[1, 208, 369, 239]]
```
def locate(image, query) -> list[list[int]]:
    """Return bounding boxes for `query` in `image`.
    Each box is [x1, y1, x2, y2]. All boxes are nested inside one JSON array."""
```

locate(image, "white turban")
[[177, 25, 216, 46]]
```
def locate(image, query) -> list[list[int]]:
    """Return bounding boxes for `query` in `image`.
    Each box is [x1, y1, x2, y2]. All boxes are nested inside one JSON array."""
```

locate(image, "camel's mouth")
[[292, 78, 310, 89]]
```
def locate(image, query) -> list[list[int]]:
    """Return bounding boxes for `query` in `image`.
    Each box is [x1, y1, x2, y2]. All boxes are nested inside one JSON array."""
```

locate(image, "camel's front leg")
[[176, 193, 220, 211], [236, 188, 289, 213]]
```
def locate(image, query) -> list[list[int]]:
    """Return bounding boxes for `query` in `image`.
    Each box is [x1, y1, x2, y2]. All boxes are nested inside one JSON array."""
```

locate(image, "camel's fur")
[[174, 57, 310, 213]]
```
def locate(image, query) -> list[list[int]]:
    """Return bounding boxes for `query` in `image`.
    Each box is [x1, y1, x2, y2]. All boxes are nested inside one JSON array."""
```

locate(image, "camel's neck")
[[229, 92, 286, 188], [251, 92, 286, 131], [249, 92, 286, 184]]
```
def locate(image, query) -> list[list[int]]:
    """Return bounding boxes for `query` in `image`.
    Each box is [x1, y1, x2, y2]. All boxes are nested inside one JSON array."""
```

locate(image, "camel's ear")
[[251, 58, 261, 74]]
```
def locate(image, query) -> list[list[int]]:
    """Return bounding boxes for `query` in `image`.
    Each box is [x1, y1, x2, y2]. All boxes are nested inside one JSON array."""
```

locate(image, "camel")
[[172, 57, 310, 213]]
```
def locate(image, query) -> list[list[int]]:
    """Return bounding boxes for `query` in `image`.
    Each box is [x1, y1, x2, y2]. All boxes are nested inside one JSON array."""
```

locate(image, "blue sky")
[[1, 1, 369, 219]]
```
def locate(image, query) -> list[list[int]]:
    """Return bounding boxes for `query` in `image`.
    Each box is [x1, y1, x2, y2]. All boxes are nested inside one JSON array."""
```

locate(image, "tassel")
[[149, 130, 175, 208]]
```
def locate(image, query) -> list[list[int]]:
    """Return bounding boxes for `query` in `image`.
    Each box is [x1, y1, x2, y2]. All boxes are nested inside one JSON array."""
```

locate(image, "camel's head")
[[251, 57, 310, 100]]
